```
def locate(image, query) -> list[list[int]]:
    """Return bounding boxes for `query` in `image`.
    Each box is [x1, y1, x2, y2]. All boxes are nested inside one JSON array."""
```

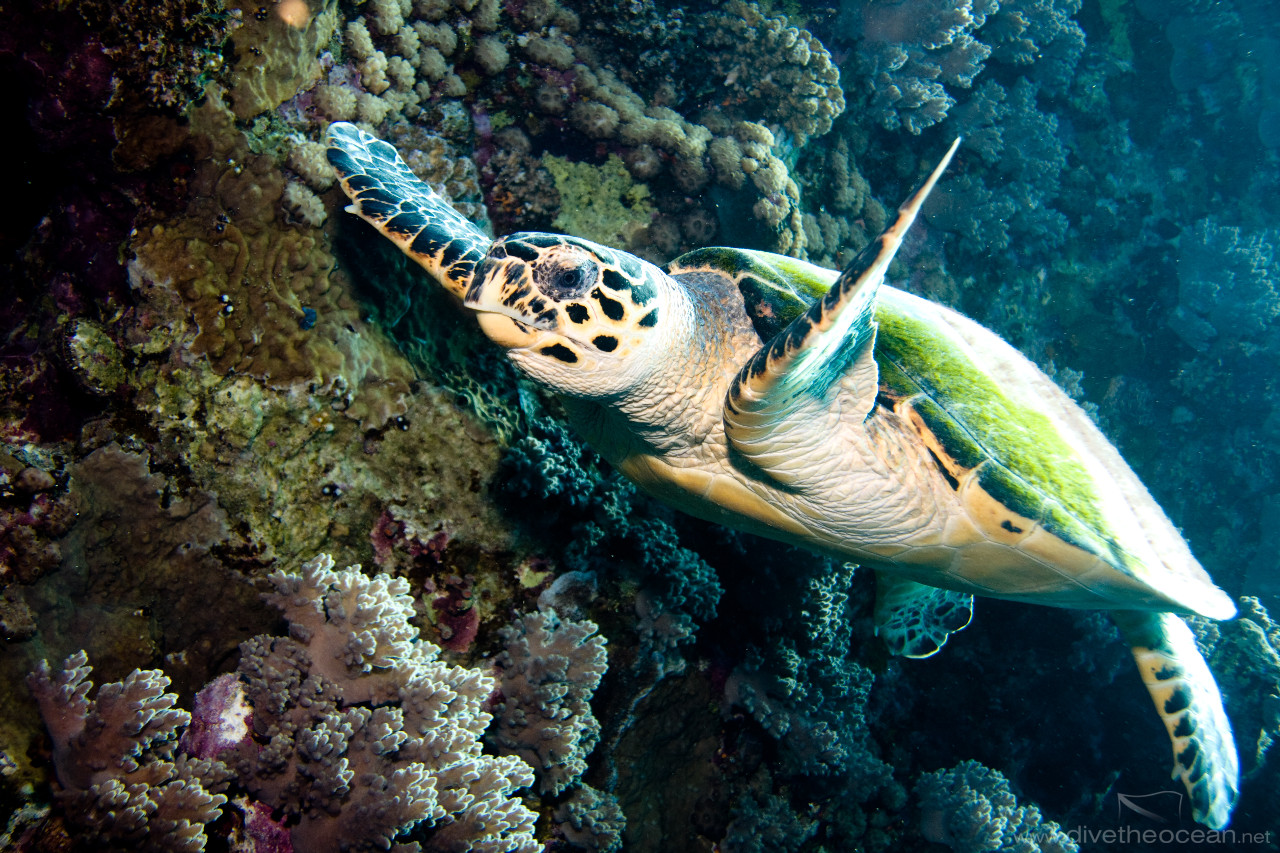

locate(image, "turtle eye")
[[536, 260, 598, 298]]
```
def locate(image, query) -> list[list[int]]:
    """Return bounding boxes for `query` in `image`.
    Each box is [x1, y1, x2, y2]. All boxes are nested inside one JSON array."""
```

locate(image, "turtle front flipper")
[[874, 574, 974, 658], [723, 139, 960, 486], [326, 122, 489, 300], [1113, 610, 1239, 830]]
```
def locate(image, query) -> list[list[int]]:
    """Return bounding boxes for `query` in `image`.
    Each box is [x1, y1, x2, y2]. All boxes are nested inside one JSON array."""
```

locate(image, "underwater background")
[[0, 0, 1277, 850]]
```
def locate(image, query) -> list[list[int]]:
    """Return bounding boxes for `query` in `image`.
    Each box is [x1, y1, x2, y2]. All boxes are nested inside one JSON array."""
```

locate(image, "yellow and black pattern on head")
[[326, 122, 490, 300], [469, 232, 664, 368]]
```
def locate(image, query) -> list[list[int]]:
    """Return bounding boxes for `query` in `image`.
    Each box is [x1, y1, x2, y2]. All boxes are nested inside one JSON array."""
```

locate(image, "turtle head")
[[466, 233, 677, 398]]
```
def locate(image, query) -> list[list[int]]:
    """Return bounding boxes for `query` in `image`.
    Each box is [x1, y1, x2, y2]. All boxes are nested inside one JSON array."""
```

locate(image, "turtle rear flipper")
[[326, 121, 489, 300], [874, 574, 974, 658], [1113, 610, 1239, 830]]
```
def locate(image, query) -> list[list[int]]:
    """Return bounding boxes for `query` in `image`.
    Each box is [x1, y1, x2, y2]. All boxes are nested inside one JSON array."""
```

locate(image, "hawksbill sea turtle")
[[324, 121, 1240, 829]]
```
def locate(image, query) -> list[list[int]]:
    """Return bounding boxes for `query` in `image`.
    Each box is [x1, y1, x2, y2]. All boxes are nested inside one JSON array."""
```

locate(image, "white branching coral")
[[230, 554, 540, 853], [27, 652, 232, 853], [491, 608, 608, 796]]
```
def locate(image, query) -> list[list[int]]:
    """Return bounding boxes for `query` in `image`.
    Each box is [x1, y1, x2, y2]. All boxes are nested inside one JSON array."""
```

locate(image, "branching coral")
[[846, 0, 995, 134], [27, 651, 232, 852], [915, 760, 1078, 853], [222, 554, 539, 853], [491, 608, 608, 795]]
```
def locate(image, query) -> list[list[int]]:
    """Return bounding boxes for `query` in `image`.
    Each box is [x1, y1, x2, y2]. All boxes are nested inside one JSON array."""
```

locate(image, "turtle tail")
[[326, 122, 489, 300], [1113, 610, 1239, 830]]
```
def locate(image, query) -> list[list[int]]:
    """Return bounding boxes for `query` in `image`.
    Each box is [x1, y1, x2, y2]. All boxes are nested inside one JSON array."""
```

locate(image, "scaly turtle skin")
[[325, 122, 1240, 829]]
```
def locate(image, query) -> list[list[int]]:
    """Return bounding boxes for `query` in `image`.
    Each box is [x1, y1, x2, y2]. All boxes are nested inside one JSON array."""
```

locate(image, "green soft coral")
[[542, 154, 655, 249]]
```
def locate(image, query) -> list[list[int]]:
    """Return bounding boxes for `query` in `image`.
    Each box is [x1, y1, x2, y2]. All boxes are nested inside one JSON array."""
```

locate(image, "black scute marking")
[[639, 308, 659, 327], [448, 261, 474, 283], [505, 241, 540, 262], [1174, 715, 1195, 738], [384, 212, 428, 237], [566, 303, 590, 324], [1178, 741, 1201, 770], [601, 268, 630, 292], [328, 150, 358, 175], [345, 174, 380, 192], [440, 239, 473, 268], [360, 200, 398, 219], [592, 288, 625, 321], [1164, 686, 1192, 715], [526, 234, 563, 249], [409, 231, 445, 257], [540, 343, 578, 363], [1000, 519, 1023, 534], [358, 188, 401, 206], [928, 449, 959, 490], [593, 335, 618, 352]]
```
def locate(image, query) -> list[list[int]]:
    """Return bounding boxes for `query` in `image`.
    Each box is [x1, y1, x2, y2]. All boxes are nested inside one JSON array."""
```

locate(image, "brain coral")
[[130, 97, 414, 427]]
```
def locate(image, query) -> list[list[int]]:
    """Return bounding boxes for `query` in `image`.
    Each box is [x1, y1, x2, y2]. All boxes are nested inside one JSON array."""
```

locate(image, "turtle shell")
[[667, 247, 1234, 620]]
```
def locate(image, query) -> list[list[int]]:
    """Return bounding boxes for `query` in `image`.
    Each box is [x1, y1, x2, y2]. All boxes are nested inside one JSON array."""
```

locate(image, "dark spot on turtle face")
[[1164, 686, 1191, 715], [490, 244, 508, 260], [639, 308, 659, 327], [1153, 665, 1180, 681], [566, 303, 590, 324], [529, 297, 547, 315], [504, 241, 540, 262], [593, 335, 618, 352], [1000, 519, 1023, 534], [1174, 715, 1195, 738], [502, 285, 531, 307], [601, 268, 630, 293], [592, 288, 625, 321], [524, 234, 564, 249], [928, 449, 960, 490], [540, 343, 578, 363]]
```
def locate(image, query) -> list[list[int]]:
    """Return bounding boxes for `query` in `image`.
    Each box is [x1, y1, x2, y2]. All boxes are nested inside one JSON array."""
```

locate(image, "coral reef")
[[915, 760, 1078, 853], [226, 554, 540, 852], [27, 651, 231, 852], [5, 0, 1280, 849], [490, 608, 608, 795]]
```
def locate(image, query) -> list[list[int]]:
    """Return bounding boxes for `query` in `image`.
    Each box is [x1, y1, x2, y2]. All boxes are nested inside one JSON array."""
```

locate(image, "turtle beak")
[[466, 255, 561, 348]]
